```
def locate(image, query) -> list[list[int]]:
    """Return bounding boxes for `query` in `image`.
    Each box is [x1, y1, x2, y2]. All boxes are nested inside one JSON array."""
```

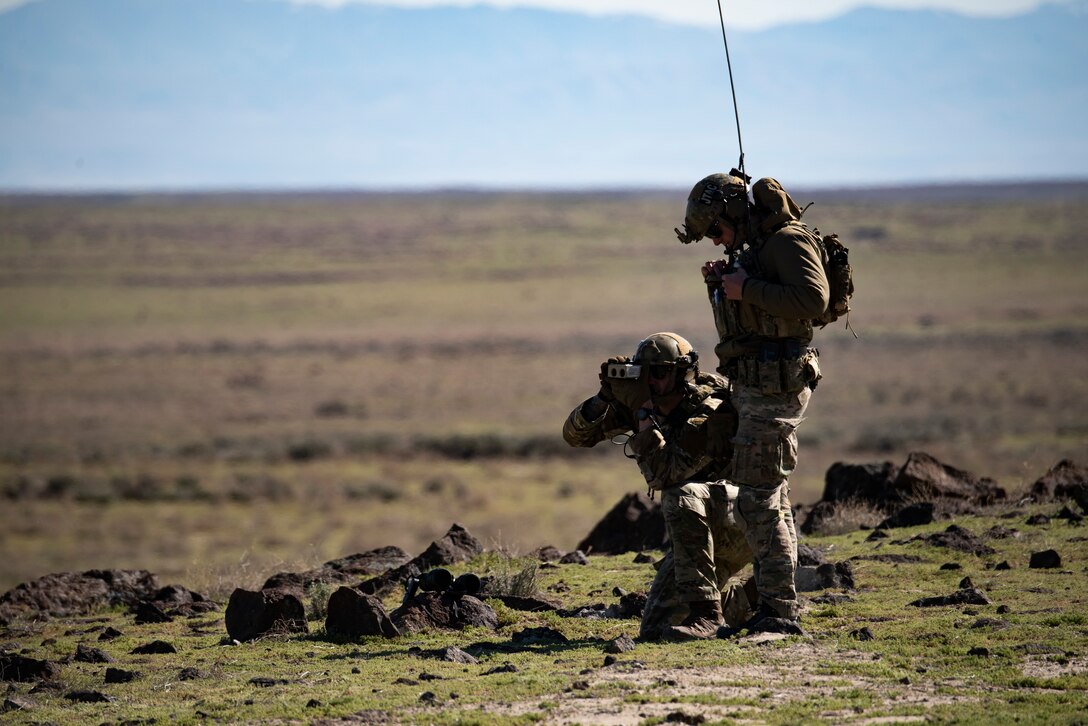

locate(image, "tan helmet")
[[632, 332, 699, 382], [674, 172, 749, 244]]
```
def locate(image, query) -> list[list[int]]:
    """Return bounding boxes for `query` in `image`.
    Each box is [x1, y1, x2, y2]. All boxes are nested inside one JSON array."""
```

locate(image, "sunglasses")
[[649, 365, 672, 380], [705, 220, 726, 239]]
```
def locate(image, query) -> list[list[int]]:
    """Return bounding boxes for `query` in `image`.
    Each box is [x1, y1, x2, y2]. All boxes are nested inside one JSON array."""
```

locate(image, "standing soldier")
[[676, 173, 829, 633]]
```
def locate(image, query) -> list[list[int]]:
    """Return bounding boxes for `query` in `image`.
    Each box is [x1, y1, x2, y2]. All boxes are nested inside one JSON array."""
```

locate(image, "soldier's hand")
[[722, 267, 748, 300], [597, 356, 629, 403], [702, 259, 729, 281]]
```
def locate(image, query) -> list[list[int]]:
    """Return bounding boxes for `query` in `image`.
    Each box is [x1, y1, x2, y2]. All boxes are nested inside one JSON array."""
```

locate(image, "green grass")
[[2, 506, 1084, 723]]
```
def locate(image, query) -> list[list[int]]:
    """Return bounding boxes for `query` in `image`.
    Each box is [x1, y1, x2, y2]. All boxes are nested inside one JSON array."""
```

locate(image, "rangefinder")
[[607, 363, 642, 380]]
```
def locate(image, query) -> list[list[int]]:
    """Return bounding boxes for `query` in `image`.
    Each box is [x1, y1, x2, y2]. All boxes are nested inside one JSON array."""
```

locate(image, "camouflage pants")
[[731, 384, 810, 619], [639, 481, 753, 640]]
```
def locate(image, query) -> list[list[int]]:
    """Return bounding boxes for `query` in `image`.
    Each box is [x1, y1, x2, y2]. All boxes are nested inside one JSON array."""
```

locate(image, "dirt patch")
[[417, 640, 978, 724], [1020, 655, 1088, 680]]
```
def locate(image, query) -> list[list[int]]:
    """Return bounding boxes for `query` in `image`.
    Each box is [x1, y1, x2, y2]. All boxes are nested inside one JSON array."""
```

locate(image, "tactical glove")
[[597, 356, 629, 403]]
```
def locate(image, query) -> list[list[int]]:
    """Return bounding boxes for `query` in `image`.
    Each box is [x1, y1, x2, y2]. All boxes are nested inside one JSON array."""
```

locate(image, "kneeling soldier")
[[562, 332, 753, 640]]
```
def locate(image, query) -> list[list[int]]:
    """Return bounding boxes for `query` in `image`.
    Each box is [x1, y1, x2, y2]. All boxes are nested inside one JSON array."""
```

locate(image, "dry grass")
[[1, 187, 1086, 591]]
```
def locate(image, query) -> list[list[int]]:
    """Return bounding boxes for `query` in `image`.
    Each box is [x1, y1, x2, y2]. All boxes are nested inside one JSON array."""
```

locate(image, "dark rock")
[[418, 672, 442, 681], [799, 500, 840, 535], [411, 646, 478, 664], [1029, 549, 1062, 569], [134, 601, 173, 624], [65, 690, 115, 703], [850, 627, 875, 641], [796, 562, 855, 592], [892, 452, 1006, 509], [971, 618, 1010, 630], [984, 525, 1020, 539], [822, 461, 898, 505], [482, 663, 519, 675], [325, 587, 399, 639], [603, 655, 618, 666], [909, 587, 991, 607], [512, 627, 568, 645], [98, 627, 123, 641], [2, 695, 36, 712], [262, 546, 411, 591], [224, 588, 307, 642], [958, 577, 975, 590], [75, 644, 114, 663], [632, 552, 655, 564], [131, 640, 177, 654], [357, 524, 483, 598], [996, 605, 1011, 614], [0, 653, 60, 682], [250, 677, 290, 687], [993, 561, 1012, 570], [1026, 514, 1051, 525], [393, 677, 419, 685], [577, 492, 667, 555], [178, 667, 206, 680], [605, 635, 636, 654], [559, 550, 589, 565], [419, 691, 437, 703], [902, 525, 996, 556], [1029, 460, 1088, 507], [1056, 506, 1084, 523], [939, 563, 962, 571], [0, 569, 160, 623], [105, 667, 140, 683], [532, 545, 564, 562], [664, 712, 706, 725], [797, 543, 828, 567], [968, 647, 991, 656], [810, 593, 854, 604], [306, 699, 322, 708], [876, 502, 936, 530], [489, 595, 559, 612], [392, 591, 497, 634], [865, 528, 889, 541]]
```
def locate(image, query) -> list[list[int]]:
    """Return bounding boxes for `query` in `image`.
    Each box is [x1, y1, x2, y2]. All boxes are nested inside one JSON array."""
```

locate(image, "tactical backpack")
[[810, 229, 854, 331], [750, 177, 855, 333]]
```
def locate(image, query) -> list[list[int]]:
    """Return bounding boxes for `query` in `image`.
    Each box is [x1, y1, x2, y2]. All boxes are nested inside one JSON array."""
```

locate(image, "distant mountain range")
[[1, 0, 1085, 190]]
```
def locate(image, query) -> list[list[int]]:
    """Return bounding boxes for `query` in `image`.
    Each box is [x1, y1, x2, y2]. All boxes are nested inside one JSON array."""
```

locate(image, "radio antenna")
[[716, 0, 745, 181]]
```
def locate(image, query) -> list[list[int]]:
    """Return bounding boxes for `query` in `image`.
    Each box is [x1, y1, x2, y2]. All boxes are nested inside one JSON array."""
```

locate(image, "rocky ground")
[[1, 454, 1086, 724]]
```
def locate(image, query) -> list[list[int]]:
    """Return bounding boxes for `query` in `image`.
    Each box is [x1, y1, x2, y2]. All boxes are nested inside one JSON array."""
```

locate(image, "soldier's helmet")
[[674, 172, 749, 244], [633, 332, 699, 382]]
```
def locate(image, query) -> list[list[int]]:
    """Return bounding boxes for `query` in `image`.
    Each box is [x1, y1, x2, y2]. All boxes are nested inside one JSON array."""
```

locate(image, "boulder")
[[822, 461, 898, 504], [0, 653, 60, 682], [224, 588, 308, 642], [876, 502, 936, 530], [324, 587, 399, 639], [1029, 460, 1088, 509], [577, 492, 667, 555], [0, 569, 160, 624], [391, 591, 497, 634], [796, 561, 855, 592], [891, 452, 1006, 510]]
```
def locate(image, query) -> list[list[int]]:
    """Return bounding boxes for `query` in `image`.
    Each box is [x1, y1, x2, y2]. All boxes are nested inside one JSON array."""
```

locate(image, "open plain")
[[0, 184, 1086, 724]]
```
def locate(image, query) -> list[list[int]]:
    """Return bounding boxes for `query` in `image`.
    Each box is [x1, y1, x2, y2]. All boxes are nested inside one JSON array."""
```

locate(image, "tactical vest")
[[710, 224, 815, 349]]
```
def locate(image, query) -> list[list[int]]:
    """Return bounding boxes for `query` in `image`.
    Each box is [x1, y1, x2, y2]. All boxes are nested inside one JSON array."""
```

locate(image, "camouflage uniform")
[[563, 371, 753, 638], [705, 183, 829, 620]]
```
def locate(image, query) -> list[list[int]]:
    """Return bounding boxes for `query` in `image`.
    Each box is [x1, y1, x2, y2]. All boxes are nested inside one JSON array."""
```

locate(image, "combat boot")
[[662, 600, 724, 642]]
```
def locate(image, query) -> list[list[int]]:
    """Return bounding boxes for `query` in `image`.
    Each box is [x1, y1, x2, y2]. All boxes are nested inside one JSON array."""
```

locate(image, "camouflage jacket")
[[563, 373, 736, 491]]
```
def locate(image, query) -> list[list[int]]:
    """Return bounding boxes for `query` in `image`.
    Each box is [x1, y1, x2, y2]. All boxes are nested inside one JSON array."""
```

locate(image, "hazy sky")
[[0, 0, 1055, 28]]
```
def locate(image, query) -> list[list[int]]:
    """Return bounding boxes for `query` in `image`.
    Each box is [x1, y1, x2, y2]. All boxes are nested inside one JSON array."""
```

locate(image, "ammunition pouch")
[[732, 342, 820, 395], [711, 292, 814, 342]]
